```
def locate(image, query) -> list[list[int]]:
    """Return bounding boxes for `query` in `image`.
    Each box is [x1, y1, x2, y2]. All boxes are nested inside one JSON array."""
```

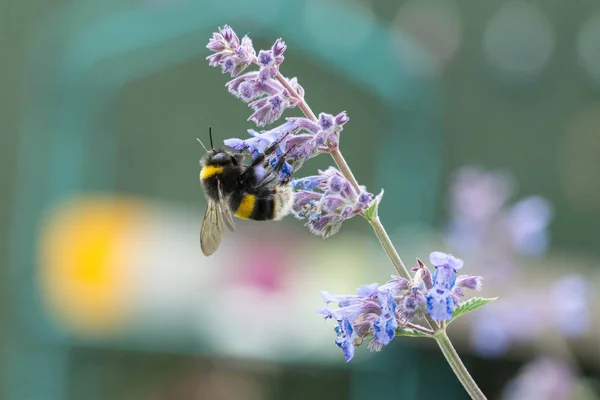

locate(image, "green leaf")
[[395, 326, 433, 338], [450, 297, 498, 322], [363, 189, 384, 220]]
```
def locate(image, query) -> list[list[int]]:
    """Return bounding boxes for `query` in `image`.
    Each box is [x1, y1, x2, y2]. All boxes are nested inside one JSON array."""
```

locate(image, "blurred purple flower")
[[551, 274, 590, 337], [502, 358, 575, 400], [469, 274, 591, 358], [508, 196, 553, 256]]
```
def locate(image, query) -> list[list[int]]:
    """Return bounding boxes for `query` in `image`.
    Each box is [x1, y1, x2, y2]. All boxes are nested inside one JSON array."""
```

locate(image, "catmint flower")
[[320, 278, 406, 360], [257, 50, 274, 68], [288, 117, 321, 133], [400, 287, 427, 321], [291, 176, 321, 191], [356, 191, 373, 209], [372, 290, 398, 348], [334, 111, 350, 127], [293, 167, 372, 238], [318, 113, 334, 131], [328, 174, 346, 194], [271, 38, 286, 64], [248, 94, 289, 127], [207, 26, 366, 237], [335, 318, 355, 362], [319, 255, 482, 361], [206, 25, 255, 77], [414, 258, 433, 290], [426, 252, 464, 321]]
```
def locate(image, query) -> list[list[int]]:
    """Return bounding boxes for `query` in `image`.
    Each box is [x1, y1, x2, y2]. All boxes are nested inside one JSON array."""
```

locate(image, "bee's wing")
[[200, 200, 227, 256], [218, 179, 236, 232]]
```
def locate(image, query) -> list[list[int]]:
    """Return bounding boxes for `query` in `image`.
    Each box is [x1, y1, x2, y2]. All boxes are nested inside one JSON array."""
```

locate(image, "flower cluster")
[[207, 25, 362, 232], [319, 252, 482, 361], [207, 25, 256, 77], [445, 166, 553, 283], [291, 167, 372, 237]]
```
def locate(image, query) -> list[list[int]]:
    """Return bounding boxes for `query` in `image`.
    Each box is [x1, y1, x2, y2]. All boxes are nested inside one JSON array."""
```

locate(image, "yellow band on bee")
[[235, 194, 255, 219], [200, 165, 224, 180]]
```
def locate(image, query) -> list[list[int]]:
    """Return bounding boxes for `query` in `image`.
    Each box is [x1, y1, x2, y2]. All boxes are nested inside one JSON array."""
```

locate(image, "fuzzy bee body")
[[199, 147, 293, 256]]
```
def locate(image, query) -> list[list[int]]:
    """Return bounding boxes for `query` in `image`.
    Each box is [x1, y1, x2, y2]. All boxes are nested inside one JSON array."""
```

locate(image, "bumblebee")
[[199, 128, 294, 256]]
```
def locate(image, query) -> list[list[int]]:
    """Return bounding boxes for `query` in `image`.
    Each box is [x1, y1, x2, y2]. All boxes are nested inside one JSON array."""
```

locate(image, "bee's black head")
[[205, 150, 243, 167]]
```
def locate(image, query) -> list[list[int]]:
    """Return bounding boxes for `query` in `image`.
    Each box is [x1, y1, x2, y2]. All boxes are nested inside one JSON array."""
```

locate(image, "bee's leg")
[[271, 143, 297, 173], [240, 132, 292, 179]]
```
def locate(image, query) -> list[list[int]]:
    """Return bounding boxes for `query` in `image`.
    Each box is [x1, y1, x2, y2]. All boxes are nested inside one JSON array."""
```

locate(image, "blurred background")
[[1, 0, 599, 399]]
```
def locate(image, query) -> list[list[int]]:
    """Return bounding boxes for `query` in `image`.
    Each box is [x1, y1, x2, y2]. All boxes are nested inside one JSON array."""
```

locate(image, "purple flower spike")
[[206, 26, 255, 77]]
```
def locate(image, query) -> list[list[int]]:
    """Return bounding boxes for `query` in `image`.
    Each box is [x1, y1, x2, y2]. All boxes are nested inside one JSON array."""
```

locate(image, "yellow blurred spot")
[[38, 195, 146, 337]]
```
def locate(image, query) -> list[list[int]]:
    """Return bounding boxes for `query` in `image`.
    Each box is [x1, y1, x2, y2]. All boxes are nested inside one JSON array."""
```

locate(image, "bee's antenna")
[[209, 127, 215, 150], [196, 138, 209, 152]]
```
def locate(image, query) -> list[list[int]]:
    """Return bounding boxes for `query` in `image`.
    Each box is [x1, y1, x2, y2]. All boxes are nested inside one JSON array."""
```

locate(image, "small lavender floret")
[[292, 176, 321, 191], [248, 95, 289, 126], [335, 111, 350, 127], [373, 291, 398, 347], [455, 275, 483, 291], [329, 174, 345, 193], [319, 112, 335, 131], [288, 117, 321, 133], [335, 318, 355, 362], [257, 50, 274, 67], [425, 252, 481, 321], [402, 287, 427, 320], [272, 38, 287, 58], [357, 192, 373, 209]]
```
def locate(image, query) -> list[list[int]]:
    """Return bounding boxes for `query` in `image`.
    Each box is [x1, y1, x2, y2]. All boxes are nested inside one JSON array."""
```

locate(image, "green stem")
[[435, 331, 487, 400], [364, 215, 410, 280]]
